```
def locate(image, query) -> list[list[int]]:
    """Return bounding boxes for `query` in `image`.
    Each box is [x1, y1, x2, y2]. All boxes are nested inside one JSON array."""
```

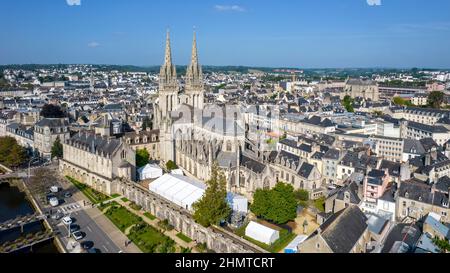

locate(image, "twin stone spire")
[[159, 30, 203, 92]]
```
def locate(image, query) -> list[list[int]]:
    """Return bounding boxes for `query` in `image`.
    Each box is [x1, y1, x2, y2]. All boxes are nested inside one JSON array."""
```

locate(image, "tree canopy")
[[428, 91, 444, 109], [193, 163, 231, 227], [165, 160, 178, 171], [251, 182, 298, 224], [392, 96, 413, 107], [136, 148, 150, 167], [0, 137, 28, 168], [342, 95, 354, 113], [40, 104, 65, 118], [51, 137, 63, 159]]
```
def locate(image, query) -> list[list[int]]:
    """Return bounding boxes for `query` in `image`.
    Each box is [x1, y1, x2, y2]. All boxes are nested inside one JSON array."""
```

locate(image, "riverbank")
[[0, 178, 61, 253]]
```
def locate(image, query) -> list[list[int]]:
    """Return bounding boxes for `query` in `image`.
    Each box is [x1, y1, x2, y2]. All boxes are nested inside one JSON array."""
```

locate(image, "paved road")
[[47, 179, 123, 253]]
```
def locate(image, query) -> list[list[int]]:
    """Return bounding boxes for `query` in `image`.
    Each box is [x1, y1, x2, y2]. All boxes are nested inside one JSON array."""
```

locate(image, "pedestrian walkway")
[[115, 198, 198, 252]]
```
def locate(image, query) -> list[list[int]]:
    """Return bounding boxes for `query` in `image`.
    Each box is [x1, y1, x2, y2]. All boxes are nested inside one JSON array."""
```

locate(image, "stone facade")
[[344, 78, 379, 101], [33, 118, 70, 159]]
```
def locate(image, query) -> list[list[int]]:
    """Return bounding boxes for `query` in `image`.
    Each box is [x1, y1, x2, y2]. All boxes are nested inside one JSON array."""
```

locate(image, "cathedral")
[[153, 31, 323, 200], [154, 31, 247, 190]]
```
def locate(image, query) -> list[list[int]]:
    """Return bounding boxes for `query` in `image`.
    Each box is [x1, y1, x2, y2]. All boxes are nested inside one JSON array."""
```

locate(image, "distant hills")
[[0, 64, 448, 80]]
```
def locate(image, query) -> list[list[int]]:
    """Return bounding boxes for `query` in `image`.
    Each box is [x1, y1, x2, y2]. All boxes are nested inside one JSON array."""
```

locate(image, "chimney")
[[425, 153, 431, 166]]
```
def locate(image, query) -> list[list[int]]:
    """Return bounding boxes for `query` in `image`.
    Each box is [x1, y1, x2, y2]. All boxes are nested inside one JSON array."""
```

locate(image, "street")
[[47, 174, 123, 253], [6, 161, 127, 253]]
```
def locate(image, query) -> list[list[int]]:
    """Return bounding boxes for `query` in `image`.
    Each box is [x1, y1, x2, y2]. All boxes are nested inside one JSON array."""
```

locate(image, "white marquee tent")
[[245, 221, 280, 245], [148, 174, 206, 211], [138, 164, 163, 180]]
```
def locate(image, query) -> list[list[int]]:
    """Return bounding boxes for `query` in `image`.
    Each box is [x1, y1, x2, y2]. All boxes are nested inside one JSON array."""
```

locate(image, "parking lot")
[[44, 182, 122, 253]]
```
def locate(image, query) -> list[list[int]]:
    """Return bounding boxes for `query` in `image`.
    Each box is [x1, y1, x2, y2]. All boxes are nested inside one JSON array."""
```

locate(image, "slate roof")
[[379, 160, 401, 177], [297, 162, 314, 178], [217, 151, 238, 168], [407, 121, 448, 133], [302, 116, 334, 127], [279, 138, 297, 148], [241, 155, 266, 174], [298, 143, 312, 153], [403, 139, 425, 154], [332, 181, 361, 204], [435, 176, 450, 192], [398, 179, 449, 208], [323, 148, 340, 160], [311, 152, 325, 160], [318, 206, 368, 253], [68, 132, 122, 156]]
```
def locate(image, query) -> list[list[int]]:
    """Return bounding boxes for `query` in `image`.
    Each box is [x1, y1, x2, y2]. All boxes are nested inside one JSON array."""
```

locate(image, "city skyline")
[[1, 0, 450, 68]]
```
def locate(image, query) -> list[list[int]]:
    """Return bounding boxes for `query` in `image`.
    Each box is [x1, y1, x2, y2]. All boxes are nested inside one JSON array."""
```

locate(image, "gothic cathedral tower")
[[185, 31, 204, 110], [157, 30, 178, 163]]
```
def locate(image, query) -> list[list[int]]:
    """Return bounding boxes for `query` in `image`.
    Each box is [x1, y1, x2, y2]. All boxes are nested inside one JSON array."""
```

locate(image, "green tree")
[[428, 91, 444, 109], [393, 96, 413, 107], [142, 117, 152, 131], [294, 189, 309, 202], [136, 148, 150, 167], [0, 137, 28, 168], [165, 160, 178, 171], [251, 182, 298, 224], [432, 236, 450, 253], [342, 95, 354, 113], [192, 163, 231, 227], [250, 189, 271, 218], [51, 137, 63, 159], [40, 104, 65, 118]]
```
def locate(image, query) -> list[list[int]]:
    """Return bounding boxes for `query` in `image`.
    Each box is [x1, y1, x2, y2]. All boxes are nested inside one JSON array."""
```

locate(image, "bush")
[[166, 160, 178, 171]]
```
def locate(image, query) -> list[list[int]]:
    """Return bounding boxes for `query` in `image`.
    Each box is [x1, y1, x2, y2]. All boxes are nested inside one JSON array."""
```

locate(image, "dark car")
[[86, 248, 101, 253], [81, 241, 94, 250]]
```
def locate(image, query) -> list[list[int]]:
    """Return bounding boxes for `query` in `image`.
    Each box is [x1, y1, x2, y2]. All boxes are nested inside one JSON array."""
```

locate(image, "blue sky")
[[1, 0, 450, 68]]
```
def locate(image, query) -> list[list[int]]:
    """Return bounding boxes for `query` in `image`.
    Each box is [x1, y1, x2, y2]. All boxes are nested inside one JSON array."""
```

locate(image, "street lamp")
[[28, 155, 41, 181]]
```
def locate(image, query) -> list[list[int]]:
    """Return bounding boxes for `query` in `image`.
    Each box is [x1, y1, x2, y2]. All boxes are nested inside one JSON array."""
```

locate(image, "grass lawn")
[[111, 194, 120, 198], [313, 197, 326, 213], [66, 176, 110, 204], [128, 223, 176, 253], [121, 197, 129, 202], [144, 212, 156, 220], [104, 205, 143, 232], [176, 232, 193, 243], [235, 221, 249, 237]]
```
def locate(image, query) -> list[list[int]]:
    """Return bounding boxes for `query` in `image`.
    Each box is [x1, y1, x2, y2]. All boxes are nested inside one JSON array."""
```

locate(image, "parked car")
[[50, 186, 59, 193], [62, 216, 72, 225], [51, 212, 63, 220], [87, 248, 101, 253], [69, 224, 79, 233], [72, 231, 84, 241], [64, 192, 72, 198], [49, 197, 59, 207]]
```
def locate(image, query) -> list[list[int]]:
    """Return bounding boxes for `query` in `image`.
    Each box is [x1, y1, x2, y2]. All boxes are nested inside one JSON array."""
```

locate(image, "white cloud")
[[367, 0, 381, 6], [214, 5, 245, 12], [88, 42, 100, 48], [66, 0, 81, 6]]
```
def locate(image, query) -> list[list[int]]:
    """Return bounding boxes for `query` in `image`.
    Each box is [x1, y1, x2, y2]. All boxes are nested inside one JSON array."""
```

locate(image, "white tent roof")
[[149, 174, 206, 211], [245, 221, 279, 245], [138, 163, 162, 173]]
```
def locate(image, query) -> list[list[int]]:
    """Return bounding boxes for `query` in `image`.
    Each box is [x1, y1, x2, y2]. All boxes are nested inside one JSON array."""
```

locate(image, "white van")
[[62, 216, 72, 225], [49, 197, 59, 207]]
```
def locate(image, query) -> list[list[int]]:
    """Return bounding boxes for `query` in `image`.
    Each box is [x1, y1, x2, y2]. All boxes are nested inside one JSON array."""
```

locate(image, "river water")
[[0, 182, 59, 253]]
